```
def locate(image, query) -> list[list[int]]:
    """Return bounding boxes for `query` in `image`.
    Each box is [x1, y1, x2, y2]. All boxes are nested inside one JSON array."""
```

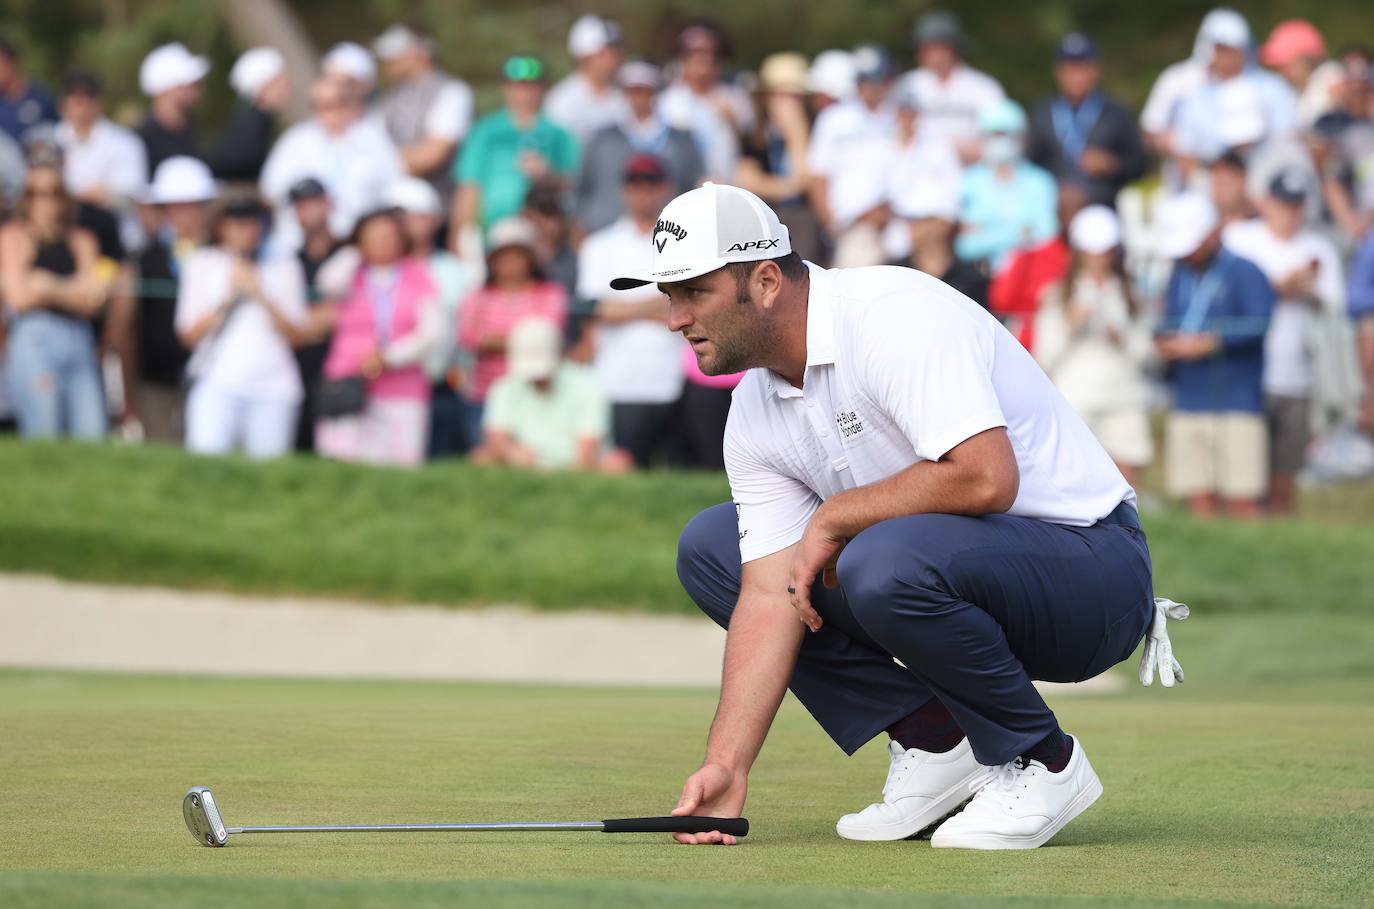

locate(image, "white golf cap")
[[145, 156, 218, 205], [807, 49, 856, 99], [892, 180, 960, 222], [610, 182, 792, 290], [229, 47, 284, 100], [322, 42, 377, 86], [1153, 192, 1219, 259], [140, 43, 211, 97], [568, 15, 621, 59], [1200, 8, 1251, 50], [373, 24, 427, 61], [486, 216, 539, 254], [507, 317, 563, 381], [385, 176, 442, 216], [618, 60, 661, 90], [1069, 205, 1122, 254]]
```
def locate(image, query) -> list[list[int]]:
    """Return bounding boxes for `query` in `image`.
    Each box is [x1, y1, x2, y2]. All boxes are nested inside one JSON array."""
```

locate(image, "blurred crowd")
[[2, 9, 1374, 515]]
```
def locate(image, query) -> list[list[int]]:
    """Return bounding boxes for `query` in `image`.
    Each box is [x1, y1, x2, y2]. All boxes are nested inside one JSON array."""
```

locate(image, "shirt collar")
[[768, 262, 833, 399]]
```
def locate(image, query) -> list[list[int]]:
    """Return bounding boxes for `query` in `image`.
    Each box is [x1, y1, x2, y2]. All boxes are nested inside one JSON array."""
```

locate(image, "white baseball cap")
[[229, 47, 284, 100], [385, 176, 441, 216], [610, 182, 792, 290], [145, 156, 217, 205], [1069, 205, 1122, 254], [322, 42, 377, 86], [1153, 192, 1220, 259], [807, 49, 856, 100], [507, 317, 563, 381], [140, 43, 210, 97], [1200, 8, 1251, 50], [568, 15, 621, 59], [373, 24, 427, 62]]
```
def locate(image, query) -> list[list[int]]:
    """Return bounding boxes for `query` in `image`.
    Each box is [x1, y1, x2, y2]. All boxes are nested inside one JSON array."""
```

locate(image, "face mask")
[[982, 134, 1022, 165]]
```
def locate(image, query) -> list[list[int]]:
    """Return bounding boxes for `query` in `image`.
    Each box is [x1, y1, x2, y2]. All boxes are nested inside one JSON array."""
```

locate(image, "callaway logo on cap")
[[610, 182, 792, 290]]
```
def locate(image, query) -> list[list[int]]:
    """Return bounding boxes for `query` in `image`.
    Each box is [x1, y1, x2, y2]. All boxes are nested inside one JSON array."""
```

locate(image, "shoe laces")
[[881, 749, 923, 800], [967, 757, 1037, 810]]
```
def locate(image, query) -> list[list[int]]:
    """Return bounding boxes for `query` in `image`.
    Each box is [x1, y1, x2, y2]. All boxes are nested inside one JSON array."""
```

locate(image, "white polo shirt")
[[895, 65, 1004, 154], [806, 99, 898, 229], [725, 263, 1134, 562]]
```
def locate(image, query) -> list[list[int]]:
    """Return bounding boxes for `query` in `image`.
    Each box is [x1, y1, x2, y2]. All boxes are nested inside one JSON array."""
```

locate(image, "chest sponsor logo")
[[654, 219, 687, 253], [725, 238, 781, 253], [835, 409, 865, 439]]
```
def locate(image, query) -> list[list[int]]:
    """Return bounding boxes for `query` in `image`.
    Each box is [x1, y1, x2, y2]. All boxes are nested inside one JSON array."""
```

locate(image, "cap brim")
[[1155, 231, 1208, 259], [610, 257, 729, 291]]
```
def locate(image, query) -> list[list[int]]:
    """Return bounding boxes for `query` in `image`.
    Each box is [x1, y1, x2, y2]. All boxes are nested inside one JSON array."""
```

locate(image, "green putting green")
[[2, 610, 1371, 909]]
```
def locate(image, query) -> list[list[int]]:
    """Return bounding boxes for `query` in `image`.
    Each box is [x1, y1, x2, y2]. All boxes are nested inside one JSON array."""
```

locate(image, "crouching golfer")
[[612, 183, 1160, 849]]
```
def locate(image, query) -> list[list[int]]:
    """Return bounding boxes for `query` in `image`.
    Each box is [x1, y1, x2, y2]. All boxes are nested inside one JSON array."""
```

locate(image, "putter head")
[[183, 786, 229, 847]]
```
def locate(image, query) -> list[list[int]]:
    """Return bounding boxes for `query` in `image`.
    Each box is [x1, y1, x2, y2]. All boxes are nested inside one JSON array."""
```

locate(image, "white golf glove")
[[1139, 597, 1190, 688]]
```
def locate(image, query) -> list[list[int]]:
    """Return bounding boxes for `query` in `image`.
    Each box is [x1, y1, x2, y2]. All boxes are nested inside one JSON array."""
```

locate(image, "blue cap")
[[852, 43, 892, 83], [1055, 32, 1099, 62]]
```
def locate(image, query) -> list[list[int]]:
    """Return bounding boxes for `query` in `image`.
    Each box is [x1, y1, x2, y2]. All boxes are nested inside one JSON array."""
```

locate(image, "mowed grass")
[[1, 606, 1372, 909], [3, 439, 1374, 615]]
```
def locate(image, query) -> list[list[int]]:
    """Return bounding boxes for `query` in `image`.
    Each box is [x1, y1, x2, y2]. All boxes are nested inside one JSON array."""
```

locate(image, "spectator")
[[658, 21, 753, 181], [316, 208, 441, 467], [205, 47, 290, 184], [260, 75, 404, 256], [1350, 226, 1374, 431], [471, 317, 628, 472], [1027, 33, 1146, 209], [457, 217, 569, 438], [373, 24, 474, 200], [1316, 50, 1374, 238], [450, 56, 578, 249], [806, 49, 856, 117], [0, 39, 57, 144], [54, 72, 146, 210], [544, 15, 628, 144], [135, 43, 209, 177], [1259, 20, 1333, 128], [321, 42, 377, 101], [175, 195, 308, 460], [737, 53, 822, 263], [1033, 205, 1154, 486], [521, 179, 578, 302], [988, 181, 1086, 349], [889, 183, 987, 307], [1154, 192, 1273, 519], [882, 86, 963, 263], [807, 44, 898, 267], [897, 10, 1004, 163], [115, 156, 214, 443], [1223, 168, 1346, 514], [285, 177, 343, 453], [1208, 149, 1256, 228], [577, 154, 684, 468], [955, 98, 1057, 271], [0, 127, 23, 209], [574, 61, 703, 235], [385, 176, 483, 458], [0, 159, 108, 439]]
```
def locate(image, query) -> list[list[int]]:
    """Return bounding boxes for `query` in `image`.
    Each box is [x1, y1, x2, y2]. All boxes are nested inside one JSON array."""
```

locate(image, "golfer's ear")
[[753, 260, 784, 309]]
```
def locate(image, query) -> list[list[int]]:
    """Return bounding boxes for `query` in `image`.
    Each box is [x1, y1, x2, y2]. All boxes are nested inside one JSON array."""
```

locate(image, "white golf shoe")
[[836, 738, 985, 841], [930, 734, 1102, 850]]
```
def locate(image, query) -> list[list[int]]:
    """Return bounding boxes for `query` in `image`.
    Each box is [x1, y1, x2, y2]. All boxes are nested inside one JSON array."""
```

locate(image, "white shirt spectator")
[[259, 117, 405, 253], [1223, 219, 1346, 398], [658, 80, 753, 181], [807, 99, 899, 230], [1174, 72, 1296, 162], [544, 73, 630, 145], [54, 117, 147, 204], [382, 77, 473, 146], [577, 217, 685, 404], [882, 133, 963, 258], [1140, 58, 1207, 138], [895, 65, 1004, 156], [175, 249, 308, 403], [725, 263, 1133, 562]]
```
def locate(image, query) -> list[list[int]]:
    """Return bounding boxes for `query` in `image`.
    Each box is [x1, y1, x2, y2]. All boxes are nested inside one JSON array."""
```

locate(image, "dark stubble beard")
[[697, 284, 779, 376]]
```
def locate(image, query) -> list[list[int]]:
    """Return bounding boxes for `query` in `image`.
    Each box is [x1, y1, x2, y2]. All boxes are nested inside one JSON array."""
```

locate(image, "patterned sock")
[[1024, 728, 1073, 773], [886, 698, 965, 753]]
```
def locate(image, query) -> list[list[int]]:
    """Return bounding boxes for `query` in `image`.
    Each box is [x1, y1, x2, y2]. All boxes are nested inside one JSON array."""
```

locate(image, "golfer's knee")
[[838, 515, 952, 629], [676, 503, 741, 626]]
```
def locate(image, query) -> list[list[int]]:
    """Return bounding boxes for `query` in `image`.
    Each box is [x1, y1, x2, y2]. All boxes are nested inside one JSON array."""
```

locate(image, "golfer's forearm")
[[820, 428, 1019, 538], [704, 596, 804, 773]]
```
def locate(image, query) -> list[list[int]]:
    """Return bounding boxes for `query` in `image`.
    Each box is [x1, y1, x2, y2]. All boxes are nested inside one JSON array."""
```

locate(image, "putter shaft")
[[229, 821, 604, 834]]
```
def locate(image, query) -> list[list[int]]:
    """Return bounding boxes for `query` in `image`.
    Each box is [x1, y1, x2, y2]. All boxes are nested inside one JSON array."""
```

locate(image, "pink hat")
[[1260, 20, 1326, 68]]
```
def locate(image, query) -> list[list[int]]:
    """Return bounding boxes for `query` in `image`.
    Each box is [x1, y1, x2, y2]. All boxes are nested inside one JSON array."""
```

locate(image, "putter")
[[183, 786, 748, 846]]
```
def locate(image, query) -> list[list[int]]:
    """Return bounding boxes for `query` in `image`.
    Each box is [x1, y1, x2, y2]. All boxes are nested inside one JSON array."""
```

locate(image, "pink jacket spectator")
[[324, 260, 437, 402], [458, 281, 568, 401]]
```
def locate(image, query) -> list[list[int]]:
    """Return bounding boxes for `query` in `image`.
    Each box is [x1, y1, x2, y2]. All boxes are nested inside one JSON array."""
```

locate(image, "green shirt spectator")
[[483, 362, 609, 470]]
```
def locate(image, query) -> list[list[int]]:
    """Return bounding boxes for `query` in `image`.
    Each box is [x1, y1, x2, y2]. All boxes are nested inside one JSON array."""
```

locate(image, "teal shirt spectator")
[[454, 110, 579, 229], [955, 161, 1058, 271]]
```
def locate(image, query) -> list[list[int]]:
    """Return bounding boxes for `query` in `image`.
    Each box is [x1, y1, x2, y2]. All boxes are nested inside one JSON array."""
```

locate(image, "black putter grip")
[[601, 816, 749, 837]]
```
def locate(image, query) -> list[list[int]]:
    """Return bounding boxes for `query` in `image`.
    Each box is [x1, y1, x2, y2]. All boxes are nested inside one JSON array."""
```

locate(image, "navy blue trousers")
[[676, 502, 1154, 765]]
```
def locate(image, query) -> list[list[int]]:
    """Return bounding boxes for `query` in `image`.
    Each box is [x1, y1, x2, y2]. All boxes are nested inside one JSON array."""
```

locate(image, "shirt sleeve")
[[455, 120, 488, 184], [483, 377, 514, 432], [423, 82, 474, 143], [724, 408, 821, 563], [857, 290, 1008, 462], [173, 252, 217, 334]]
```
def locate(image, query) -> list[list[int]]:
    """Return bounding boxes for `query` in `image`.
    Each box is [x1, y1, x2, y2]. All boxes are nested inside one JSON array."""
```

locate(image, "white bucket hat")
[[1153, 192, 1219, 260], [145, 156, 217, 205], [385, 177, 442, 216], [1069, 205, 1122, 254], [140, 43, 210, 97], [610, 182, 792, 290], [229, 47, 284, 101], [507, 317, 562, 381]]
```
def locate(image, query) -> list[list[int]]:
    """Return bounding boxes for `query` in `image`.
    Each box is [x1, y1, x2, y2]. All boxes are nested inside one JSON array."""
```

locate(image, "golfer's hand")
[[1139, 597, 1190, 687], [788, 514, 845, 632], [672, 763, 747, 845]]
